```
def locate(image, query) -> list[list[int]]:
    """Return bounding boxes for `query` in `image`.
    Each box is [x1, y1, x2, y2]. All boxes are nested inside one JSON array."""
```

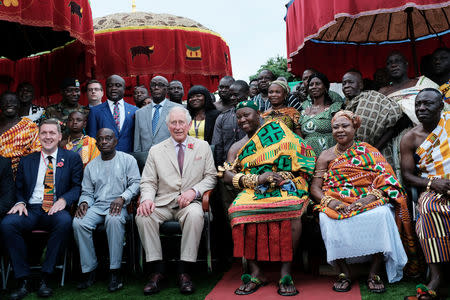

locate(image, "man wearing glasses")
[[134, 76, 182, 152], [86, 80, 104, 107]]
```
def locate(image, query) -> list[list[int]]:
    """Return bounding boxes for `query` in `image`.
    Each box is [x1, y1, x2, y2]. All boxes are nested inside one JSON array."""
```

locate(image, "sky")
[[90, 0, 288, 81]]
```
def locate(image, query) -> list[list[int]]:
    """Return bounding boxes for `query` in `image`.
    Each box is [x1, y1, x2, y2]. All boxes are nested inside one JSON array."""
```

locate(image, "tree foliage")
[[249, 55, 296, 82]]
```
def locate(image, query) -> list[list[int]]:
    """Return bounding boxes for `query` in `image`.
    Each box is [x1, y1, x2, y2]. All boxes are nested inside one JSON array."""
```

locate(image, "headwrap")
[[270, 80, 290, 94], [236, 100, 258, 111], [331, 110, 362, 130], [60, 78, 80, 89]]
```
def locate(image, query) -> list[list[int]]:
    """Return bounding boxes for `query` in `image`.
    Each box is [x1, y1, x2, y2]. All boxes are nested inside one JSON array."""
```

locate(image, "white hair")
[[165, 106, 192, 125]]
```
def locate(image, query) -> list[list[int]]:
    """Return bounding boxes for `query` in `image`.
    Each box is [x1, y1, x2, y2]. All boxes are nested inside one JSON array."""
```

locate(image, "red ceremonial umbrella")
[[92, 12, 233, 104], [286, 0, 450, 81], [0, 0, 95, 105]]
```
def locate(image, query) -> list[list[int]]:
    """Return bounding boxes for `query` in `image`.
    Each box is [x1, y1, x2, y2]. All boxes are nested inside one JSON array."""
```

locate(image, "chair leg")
[[130, 214, 137, 273], [205, 212, 212, 274], [60, 248, 67, 287]]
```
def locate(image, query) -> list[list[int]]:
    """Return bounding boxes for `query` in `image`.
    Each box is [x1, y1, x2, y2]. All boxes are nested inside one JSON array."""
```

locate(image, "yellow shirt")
[[189, 119, 205, 140]]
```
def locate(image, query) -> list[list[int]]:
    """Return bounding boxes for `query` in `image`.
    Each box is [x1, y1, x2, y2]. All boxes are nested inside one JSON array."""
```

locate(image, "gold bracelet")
[[367, 189, 384, 200], [320, 195, 334, 207], [426, 177, 436, 192], [241, 174, 259, 189], [232, 173, 244, 189]]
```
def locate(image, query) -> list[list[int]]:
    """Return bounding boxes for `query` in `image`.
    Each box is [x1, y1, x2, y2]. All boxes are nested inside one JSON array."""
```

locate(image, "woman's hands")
[[327, 195, 377, 215], [257, 172, 284, 186]]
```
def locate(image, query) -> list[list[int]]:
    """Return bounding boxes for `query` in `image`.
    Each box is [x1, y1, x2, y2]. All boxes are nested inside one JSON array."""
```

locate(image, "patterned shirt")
[[42, 102, 90, 133]]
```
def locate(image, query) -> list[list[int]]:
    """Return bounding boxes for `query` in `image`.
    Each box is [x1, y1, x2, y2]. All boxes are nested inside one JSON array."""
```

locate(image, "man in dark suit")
[[0, 156, 15, 220], [1, 118, 83, 300], [134, 76, 182, 152], [87, 75, 138, 153]]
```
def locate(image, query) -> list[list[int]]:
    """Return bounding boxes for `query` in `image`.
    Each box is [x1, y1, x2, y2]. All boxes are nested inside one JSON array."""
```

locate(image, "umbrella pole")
[[406, 7, 419, 77]]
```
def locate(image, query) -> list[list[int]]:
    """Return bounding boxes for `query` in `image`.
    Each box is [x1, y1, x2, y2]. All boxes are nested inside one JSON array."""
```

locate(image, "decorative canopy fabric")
[[0, 0, 95, 104], [286, 0, 450, 81], [93, 12, 232, 99]]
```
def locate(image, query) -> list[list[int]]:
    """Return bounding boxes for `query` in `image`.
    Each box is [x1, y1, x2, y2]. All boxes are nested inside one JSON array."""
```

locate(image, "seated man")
[[135, 106, 217, 295], [220, 101, 316, 296], [73, 128, 140, 292], [60, 111, 100, 168], [1, 118, 83, 300], [401, 88, 450, 300]]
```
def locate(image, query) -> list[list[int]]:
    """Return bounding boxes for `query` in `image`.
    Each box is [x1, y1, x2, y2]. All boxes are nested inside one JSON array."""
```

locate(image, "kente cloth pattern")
[[439, 80, 450, 104], [387, 76, 439, 126], [41, 103, 90, 133], [299, 100, 342, 156], [315, 141, 421, 275], [416, 191, 450, 263], [0, 117, 40, 174], [229, 120, 316, 261], [42, 157, 54, 213], [261, 107, 301, 133], [416, 112, 450, 180], [64, 135, 100, 168]]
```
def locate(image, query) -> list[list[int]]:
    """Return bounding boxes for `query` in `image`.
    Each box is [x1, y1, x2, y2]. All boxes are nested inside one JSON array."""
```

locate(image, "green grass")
[[1, 271, 224, 300], [359, 277, 417, 300]]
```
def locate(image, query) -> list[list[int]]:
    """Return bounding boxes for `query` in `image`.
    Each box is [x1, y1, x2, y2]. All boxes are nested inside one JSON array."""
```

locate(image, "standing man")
[[249, 79, 259, 99], [16, 82, 44, 123], [86, 80, 104, 107], [211, 80, 247, 167], [253, 69, 275, 112], [87, 74, 138, 153], [42, 78, 90, 132], [136, 106, 217, 295], [134, 75, 182, 152], [73, 128, 140, 292], [214, 76, 235, 112], [133, 85, 149, 108], [432, 47, 450, 105], [168, 80, 185, 105], [1, 118, 83, 300], [400, 89, 450, 300]]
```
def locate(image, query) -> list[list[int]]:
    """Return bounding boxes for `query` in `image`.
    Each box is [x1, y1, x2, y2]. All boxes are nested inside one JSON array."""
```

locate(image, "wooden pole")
[[406, 7, 419, 76]]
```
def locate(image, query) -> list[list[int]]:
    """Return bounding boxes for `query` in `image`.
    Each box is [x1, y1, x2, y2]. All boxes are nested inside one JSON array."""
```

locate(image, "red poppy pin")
[[57, 162, 64, 168], [188, 143, 194, 149]]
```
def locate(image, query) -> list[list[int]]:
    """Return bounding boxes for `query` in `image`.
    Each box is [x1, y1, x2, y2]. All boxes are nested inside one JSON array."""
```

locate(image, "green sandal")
[[277, 275, 299, 296], [234, 274, 266, 295]]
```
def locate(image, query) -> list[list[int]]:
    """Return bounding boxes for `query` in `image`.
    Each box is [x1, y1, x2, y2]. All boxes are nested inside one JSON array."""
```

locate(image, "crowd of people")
[[0, 47, 449, 300]]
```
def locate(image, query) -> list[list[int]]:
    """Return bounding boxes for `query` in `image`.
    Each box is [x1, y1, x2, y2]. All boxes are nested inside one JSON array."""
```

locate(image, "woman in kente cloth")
[[310, 110, 420, 294], [261, 80, 302, 137], [219, 100, 316, 296], [60, 111, 99, 168]]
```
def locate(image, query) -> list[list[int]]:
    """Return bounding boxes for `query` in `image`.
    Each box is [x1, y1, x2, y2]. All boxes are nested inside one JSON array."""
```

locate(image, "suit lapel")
[[145, 104, 155, 139], [182, 136, 195, 176], [28, 152, 41, 196], [55, 149, 64, 197], [101, 102, 120, 137], [164, 139, 180, 175], [154, 100, 169, 136], [120, 103, 132, 136]]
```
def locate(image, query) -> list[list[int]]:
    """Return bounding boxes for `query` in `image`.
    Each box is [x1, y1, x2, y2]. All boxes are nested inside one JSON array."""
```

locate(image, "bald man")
[[87, 75, 139, 153], [134, 75, 183, 152]]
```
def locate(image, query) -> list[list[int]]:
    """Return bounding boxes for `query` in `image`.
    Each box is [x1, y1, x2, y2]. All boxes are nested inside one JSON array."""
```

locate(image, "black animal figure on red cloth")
[[130, 46, 154, 61], [68, 1, 83, 23]]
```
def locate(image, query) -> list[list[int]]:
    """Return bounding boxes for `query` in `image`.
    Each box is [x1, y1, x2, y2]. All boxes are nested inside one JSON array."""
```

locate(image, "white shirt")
[[151, 99, 168, 119], [171, 136, 186, 156], [107, 99, 125, 130], [29, 149, 58, 205]]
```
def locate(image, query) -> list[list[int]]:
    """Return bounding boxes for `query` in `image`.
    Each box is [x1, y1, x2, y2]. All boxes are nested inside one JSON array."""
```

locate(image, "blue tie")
[[152, 104, 161, 135]]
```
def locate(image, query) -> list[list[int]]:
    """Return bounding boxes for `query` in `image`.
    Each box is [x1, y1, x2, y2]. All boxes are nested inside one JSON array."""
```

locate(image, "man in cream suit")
[[136, 106, 217, 295], [133, 76, 182, 152]]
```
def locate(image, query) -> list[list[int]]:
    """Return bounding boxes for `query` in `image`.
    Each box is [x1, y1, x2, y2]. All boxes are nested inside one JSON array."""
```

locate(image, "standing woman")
[[262, 80, 302, 136], [186, 85, 220, 143], [299, 73, 342, 156]]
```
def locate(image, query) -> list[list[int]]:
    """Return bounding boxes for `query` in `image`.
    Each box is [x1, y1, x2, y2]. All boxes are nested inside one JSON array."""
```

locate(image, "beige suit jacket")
[[140, 135, 217, 207]]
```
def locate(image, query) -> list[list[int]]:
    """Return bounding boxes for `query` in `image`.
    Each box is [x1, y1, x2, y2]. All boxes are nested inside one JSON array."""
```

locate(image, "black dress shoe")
[[10, 279, 29, 300], [108, 271, 123, 292], [77, 270, 96, 290], [37, 279, 53, 298], [178, 273, 195, 294]]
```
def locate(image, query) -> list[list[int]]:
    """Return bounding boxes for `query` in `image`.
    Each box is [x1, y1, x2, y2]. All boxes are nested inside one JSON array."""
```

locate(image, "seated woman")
[[186, 85, 220, 144], [220, 100, 316, 296], [60, 111, 99, 168], [310, 110, 419, 293], [261, 80, 302, 136], [299, 72, 343, 156]]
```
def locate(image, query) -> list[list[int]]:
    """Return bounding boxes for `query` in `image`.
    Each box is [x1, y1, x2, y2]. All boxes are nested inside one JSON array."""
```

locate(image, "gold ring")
[[268, 175, 274, 183], [355, 202, 363, 208]]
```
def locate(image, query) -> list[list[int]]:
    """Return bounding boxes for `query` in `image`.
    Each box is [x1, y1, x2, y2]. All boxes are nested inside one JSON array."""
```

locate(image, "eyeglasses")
[[87, 88, 102, 92]]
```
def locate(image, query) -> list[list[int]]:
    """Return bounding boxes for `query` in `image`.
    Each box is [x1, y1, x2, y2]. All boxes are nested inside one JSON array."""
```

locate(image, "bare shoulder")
[[401, 125, 427, 150], [316, 147, 334, 167], [227, 137, 248, 162]]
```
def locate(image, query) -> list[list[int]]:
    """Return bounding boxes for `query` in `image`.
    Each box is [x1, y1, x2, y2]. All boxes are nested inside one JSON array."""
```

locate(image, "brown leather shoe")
[[179, 273, 195, 294], [143, 273, 165, 295]]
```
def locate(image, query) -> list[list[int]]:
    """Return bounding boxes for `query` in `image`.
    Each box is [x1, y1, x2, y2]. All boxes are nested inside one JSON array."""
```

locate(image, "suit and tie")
[[0, 149, 83, 279], [87, 100, 138, 153], [134, 99, 182, 152], [135, 136, 217, 262], [0, 156, 15, 219]]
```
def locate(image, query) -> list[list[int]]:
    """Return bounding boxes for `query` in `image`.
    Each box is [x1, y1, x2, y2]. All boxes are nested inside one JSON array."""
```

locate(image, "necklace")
[[193, 119, 203, 138], [334, 141, 355, 157]]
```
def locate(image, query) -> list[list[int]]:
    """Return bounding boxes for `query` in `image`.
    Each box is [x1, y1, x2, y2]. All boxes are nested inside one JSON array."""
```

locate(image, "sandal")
[[367, 274, 386, 293], [277, 275, 299, 296], [332, 273, 352, 292], [415, 283, 438, 299], [234, 274, 266, 295]]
